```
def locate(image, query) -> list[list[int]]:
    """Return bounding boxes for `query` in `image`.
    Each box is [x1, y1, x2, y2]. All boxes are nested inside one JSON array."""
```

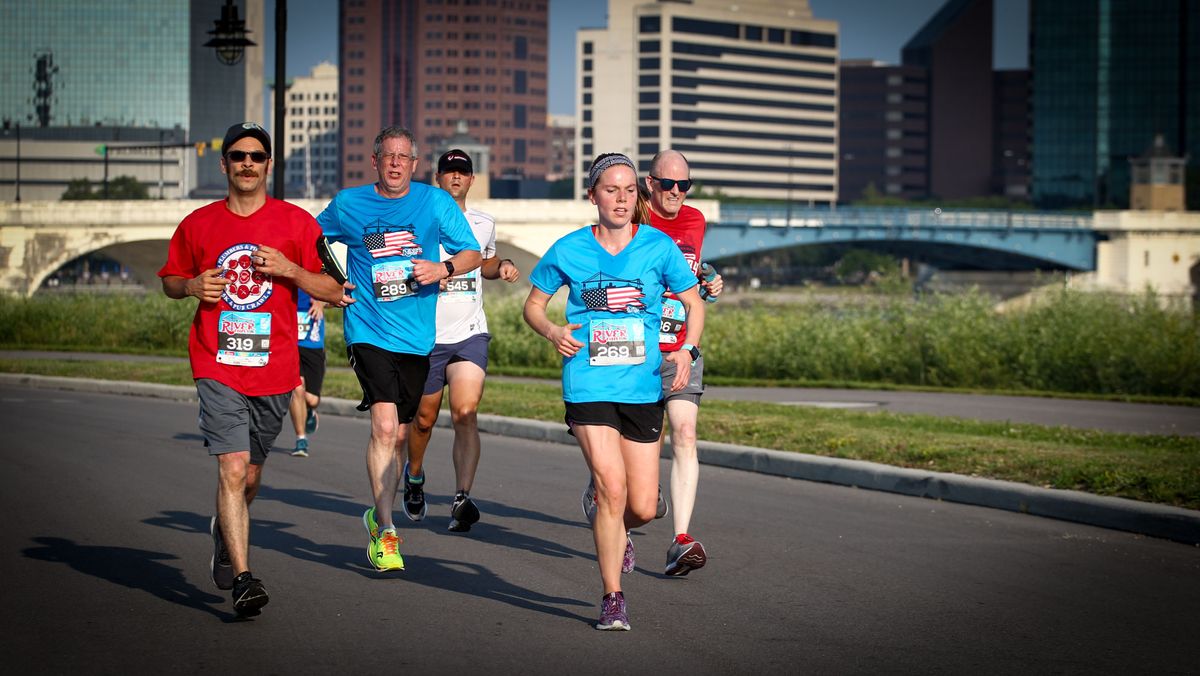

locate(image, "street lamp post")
[[206, 0, 287, 199]]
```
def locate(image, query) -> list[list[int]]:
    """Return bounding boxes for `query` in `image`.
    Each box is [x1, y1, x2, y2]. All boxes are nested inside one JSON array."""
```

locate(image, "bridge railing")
[[716, 205, 1094, 230]]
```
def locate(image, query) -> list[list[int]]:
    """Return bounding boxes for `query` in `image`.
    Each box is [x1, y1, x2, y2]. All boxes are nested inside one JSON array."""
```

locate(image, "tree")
[[61, 179, 94, 200], [60, 175, 149, 200]]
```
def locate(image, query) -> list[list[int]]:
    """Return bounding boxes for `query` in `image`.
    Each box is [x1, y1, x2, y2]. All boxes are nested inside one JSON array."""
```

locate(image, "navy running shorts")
[[422, 333, 491, 395], [196, 378, 289, 465], [347, 343, 430, 422], [565, 400, 666, 444]]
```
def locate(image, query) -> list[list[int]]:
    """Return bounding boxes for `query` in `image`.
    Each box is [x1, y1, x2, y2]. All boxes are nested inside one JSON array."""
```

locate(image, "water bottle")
[[699, 262, 719, 303]]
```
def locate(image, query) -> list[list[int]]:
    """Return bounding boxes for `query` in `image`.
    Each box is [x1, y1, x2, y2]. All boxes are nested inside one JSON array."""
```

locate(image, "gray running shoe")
[[665, 533, 707, 576], [402, 461, 427, 521], [210, 516, 235, 590], [655, 484, 669, 519], [622, 534, 636, 574], [448, 492, 481, 532], [231, 571, 269, 617], [581, 477, 597, 525], [595, 591, 630, 631]]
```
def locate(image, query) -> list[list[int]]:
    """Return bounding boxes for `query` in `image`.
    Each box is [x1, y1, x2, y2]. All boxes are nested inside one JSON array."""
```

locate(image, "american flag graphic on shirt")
[[581, 284, 645, 313], [363, 229, 416, 258]]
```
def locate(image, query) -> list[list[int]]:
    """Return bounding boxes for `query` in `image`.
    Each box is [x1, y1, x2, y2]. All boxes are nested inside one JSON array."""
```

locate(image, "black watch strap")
[[444, 260, 455, 276]]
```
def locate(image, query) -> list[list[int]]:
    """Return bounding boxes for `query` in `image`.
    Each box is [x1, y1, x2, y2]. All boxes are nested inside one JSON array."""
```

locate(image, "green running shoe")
[[369, 528, 405, 571], [363, 506, 379, 540]]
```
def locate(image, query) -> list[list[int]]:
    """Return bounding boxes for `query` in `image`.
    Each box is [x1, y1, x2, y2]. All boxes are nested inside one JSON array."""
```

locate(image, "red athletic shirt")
[[158, 198, 323, 396], [648, 203, 706, 352]]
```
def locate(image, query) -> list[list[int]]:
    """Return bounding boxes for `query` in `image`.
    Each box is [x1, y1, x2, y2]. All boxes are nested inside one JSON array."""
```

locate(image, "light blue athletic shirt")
[[318, 183, 480, 355], [529, 225, 697, 403]]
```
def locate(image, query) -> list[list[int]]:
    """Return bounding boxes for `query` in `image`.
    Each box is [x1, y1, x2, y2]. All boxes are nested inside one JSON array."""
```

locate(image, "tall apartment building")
[[1030, 0, 1200, 209], [338, 0, 549, 187], [0, 0, 264, 198], [577, 0, 839, 202], [837, 61, 929, 202], [274, 62, 339, 198], [992, 69, 1030, 198], [546, 114, 575, 183], [901, 0, 994, 200]]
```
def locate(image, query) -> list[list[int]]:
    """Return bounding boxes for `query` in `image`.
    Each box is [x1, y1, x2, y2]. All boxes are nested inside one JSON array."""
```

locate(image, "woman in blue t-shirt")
[[524, 153, 705, 631]]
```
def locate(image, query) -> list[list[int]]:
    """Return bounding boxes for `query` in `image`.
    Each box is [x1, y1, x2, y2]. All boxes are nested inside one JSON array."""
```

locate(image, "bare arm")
[[253, 244, 353, 307], [161, 269, 229, 303], [480, 256, 520, 282], [410, 248, 483, 286], [664, 285, 706, 391], [523, 287, 583, 357]]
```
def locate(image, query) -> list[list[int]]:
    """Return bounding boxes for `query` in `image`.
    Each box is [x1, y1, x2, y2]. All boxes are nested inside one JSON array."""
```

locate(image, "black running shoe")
[[210, 516, 235, 590], [448, 492, 481, 532], [231, 571, 269, 617], [402, 461, 427, 522]]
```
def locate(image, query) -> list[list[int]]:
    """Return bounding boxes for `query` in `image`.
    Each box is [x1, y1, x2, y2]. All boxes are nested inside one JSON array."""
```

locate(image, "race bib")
[[589, 317, 645, 366], [659, 297, 686, 343], [297, 311, 321, 343], [441, 269, 479, 302], [216, 311, 271, 367], [371, 260, 418, 301]]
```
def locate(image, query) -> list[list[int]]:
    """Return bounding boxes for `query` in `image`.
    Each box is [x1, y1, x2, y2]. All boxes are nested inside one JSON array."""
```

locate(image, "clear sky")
[[261, 0, 1028, 120]]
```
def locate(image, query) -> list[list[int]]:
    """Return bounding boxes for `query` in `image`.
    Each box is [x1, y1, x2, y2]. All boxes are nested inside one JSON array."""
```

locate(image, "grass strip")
[[3, 357, 1196, 510]]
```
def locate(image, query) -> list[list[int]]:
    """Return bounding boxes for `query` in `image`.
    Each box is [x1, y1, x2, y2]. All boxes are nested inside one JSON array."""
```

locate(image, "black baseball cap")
[[437, 148, 473, 174], [222, 122, 272, 156]]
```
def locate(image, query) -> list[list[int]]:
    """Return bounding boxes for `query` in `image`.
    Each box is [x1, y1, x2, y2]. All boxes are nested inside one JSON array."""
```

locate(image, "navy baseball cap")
[[222, 122, 272, 156]]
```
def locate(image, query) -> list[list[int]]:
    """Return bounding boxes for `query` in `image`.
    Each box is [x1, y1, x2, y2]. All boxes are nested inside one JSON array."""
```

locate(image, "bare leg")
[[666, 399, 700, 536], [407, 390, 443, 478], [575, 424, 628, 595], [216, 451, 258, 575], [288, 380, 307, 440], [366, 403, 403, 529], [445, 361, 486, 493]]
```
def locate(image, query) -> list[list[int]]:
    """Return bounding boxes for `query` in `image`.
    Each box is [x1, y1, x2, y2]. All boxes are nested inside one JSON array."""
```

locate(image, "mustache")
[[237, 170, 258, 177]]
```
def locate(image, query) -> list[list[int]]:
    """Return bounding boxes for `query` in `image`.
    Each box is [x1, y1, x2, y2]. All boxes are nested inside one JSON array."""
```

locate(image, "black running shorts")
[[347, 343, 430, 422], [565, 400, 666, 444], [299, 346, 326, 397]]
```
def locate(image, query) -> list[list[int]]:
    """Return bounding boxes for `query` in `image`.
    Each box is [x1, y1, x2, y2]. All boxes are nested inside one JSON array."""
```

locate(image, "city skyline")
[[261, 0, 1028, 122]]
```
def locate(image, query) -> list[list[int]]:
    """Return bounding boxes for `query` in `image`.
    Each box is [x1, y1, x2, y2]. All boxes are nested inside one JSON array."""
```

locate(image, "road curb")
[[5, 372, 1197, 546]]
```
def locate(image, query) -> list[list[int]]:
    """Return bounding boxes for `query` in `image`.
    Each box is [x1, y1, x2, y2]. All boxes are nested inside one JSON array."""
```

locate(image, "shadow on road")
[[257, 485, 364, 519], [392, 556, 593, 625], [21, 536, 227, 620]]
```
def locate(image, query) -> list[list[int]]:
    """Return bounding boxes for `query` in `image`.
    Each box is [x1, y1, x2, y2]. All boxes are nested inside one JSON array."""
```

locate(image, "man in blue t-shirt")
[[318, 126, 481, 571]]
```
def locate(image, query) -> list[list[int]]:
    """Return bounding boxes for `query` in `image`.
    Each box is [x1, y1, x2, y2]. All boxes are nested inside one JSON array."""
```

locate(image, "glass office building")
[[0, 1, 190, 129], [1031, 0, 1200, 209]]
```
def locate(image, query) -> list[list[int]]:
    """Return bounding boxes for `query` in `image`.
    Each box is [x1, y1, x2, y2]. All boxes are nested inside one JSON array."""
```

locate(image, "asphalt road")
[[3, 351, 1197, 436], [1, 384, 1197, 674]]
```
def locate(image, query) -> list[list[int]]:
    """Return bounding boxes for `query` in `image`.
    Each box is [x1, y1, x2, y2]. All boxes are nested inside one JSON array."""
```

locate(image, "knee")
[[450, 405, 477, 429], [628, 492, 657, 523], [371, 417, 401, 445], [217, 453, 250, 485], [594, 475, 628, 514], [413, 408, 438, 436]]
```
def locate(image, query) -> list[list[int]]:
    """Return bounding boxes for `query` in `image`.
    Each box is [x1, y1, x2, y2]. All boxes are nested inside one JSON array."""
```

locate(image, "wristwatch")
[[443, 260, 455, 277], [682, 343, 701, 362]]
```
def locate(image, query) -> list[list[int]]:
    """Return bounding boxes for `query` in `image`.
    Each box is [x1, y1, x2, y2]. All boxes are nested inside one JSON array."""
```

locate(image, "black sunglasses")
[[226, 150, 270, 163], [649, 176, 691, 193]]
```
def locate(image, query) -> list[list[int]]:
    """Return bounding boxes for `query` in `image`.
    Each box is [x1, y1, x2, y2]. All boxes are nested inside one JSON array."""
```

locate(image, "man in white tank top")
[[402, 149, 520, 532]]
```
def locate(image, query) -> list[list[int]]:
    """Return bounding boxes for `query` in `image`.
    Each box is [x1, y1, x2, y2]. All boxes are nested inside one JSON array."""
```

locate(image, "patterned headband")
[[588, 153, 636, 189]]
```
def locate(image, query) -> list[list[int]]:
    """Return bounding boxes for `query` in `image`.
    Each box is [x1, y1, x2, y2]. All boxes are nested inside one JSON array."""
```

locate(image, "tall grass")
[[2, 287, 1196, 397]]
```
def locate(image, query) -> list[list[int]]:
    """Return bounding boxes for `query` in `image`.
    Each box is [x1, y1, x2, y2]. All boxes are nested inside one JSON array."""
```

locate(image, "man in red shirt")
[[644, 149, 723, 576], [158, 122, 348, 617]]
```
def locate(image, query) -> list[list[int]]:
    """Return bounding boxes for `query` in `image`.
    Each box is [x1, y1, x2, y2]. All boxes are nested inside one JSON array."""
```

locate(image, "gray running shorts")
[[196, 378, 290, 465], [660, 352, 705, 404]]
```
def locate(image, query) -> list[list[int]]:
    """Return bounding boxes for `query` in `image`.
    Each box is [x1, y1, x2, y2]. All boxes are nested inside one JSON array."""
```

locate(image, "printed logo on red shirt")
[[217, 243, 272, 311]]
